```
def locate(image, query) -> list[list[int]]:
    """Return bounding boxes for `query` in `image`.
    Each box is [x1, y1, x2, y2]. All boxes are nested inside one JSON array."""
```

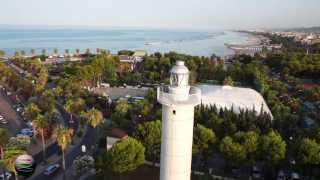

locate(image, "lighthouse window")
[[173, 110, 176, 115]]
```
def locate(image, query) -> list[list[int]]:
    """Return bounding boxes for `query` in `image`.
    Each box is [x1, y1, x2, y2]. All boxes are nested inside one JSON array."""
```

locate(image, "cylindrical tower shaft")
[[160, 105, 195, 180]]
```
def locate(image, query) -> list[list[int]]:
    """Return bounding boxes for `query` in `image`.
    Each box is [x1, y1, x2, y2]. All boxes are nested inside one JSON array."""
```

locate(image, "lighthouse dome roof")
[[170, 61, 189, 74]]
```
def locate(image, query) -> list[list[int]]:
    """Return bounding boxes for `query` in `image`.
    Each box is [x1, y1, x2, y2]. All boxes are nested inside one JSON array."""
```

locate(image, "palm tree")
[[0, 128, 9, 160], [64, 99, 74, 123], [24, 103, 41, 121], [64, 49, 69, 56], [30, 49, 35, 56], [81, 108, 103, 128], [20, 50, 26, 56], [53, 125, 73, 172], [0, 50, 5, 58], [14, 51, 20, 58], [0, 128, 9, 179], [1, 148, 26, 180], [33, 114, 48, 162], [41, 49, 46, 56], [76, 49, 80, 55], [85, 48, 90, 55], [64, 98, 85, 124], [54, 48, 58, 56]]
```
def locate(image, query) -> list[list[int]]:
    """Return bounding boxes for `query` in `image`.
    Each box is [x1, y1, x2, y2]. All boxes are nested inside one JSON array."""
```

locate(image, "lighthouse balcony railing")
[[157, 85, 201, 106]]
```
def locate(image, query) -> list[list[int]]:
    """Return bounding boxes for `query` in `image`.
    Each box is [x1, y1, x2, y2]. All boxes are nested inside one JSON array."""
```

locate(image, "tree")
[[54, 48, 58, 55], [53, 125, 73, 171], [1, 148, 25, 180], [114, 99, 130, 115], [0, 129, 9, 160], [30, 49, 35, 56], [33, 114, 49, 162], [81, 108, 103, 128], [85, 48, 91, 55], [223, 76, 234, 86], [76, 49, 80, 55], [24, 103, 41, 121], [259, 130, 286, 164], [193, 124, 216, 154], [41, 49, 46, 55], [20, 50, 26, 56], [219, 136, 246, 166], [234, 131, 259, 164], [39, 90, 56, 113], [0, 50, 5, 58], [65, 49, 69, 55], [297, 138, 320, 165], [107, 137, 145, 173], [0, 128, 9, 177], [134, 120, 161, 162], [7, 136, 30, 150], [64, 98, 85, 123], [73, 155, 95, 177]]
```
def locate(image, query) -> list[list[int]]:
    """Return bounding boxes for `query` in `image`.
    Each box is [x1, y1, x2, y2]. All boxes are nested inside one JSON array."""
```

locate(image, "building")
[[106, 128, 128, 150], [157, 61, 201, 180], [199, 84, 273, 119]]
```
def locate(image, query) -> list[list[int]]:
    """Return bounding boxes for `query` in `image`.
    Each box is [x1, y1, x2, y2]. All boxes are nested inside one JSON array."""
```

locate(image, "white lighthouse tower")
[[157, 61, 201, 180]]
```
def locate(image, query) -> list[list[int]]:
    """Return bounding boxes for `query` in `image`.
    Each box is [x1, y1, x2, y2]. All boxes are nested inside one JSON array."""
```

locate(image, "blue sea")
[[0, 27, 249, 57]]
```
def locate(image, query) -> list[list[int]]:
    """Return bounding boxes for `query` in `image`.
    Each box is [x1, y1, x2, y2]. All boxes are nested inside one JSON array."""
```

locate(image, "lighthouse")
[[157, 61, 201, 180]]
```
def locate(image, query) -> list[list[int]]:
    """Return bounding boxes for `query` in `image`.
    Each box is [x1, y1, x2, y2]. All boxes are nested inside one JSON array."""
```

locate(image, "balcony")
[[157, 85, 201, 107]]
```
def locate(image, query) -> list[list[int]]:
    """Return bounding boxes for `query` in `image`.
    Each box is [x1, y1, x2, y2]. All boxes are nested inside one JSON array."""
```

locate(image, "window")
[[173, 110, 176, 115]]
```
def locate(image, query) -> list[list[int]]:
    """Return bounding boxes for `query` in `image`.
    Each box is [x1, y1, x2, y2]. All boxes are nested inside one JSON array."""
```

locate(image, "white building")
[[198, 84, 273, 119], [157, 61, 201, 180]]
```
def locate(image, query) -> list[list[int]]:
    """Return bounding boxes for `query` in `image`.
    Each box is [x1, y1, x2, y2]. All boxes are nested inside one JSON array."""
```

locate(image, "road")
[[31, 127, 94, 180], [2, 58, 95, 179], [0, 90, 25, 135]]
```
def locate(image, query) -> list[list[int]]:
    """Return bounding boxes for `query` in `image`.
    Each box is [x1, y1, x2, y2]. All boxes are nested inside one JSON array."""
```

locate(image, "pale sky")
[[1, 0, 319, 30]]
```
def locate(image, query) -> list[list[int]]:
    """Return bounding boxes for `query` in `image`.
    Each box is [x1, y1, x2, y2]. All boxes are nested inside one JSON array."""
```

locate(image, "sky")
[[1, 0, 320, 30]]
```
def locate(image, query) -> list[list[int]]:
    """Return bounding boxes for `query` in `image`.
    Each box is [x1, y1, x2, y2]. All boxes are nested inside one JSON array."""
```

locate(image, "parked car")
[[252, 165, 262, 179], [0, 172, 12, 180], [19, 128, 33, 137], [44, 163, 60, 175], [16, 107, 23, 112], [291, 172, 300, 180], [277, 170, 286, 180], [26, 121, 33, 128], [0, 118, 8, 125]]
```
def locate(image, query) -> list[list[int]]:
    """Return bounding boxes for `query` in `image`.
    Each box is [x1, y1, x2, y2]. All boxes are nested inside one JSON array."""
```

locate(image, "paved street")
[[0, 90, 25, 135], [3, 59, 96, 180]]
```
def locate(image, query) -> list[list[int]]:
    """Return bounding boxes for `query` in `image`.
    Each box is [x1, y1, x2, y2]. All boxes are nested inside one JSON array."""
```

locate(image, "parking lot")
[[0, 91, 25, 135]]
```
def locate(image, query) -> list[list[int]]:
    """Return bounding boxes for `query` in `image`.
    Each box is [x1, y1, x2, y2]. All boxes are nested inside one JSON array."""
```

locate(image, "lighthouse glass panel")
[[170, 73, 188, 87]]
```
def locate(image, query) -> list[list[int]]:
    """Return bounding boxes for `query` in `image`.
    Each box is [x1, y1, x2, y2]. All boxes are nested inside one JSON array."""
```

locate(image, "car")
[[0, 172, 12, 180], [26, 121, 33, 128], [20, 128, 33, 137], [44, 163, 60, 175], [0, 115, 4, 121], [291, 172, 300, 180], [0, 118, 8, 124], [69, 119, 74, 124], [277, 170, 286, 180], [16, 107, 23, 112], [252, 166, 262, 179]]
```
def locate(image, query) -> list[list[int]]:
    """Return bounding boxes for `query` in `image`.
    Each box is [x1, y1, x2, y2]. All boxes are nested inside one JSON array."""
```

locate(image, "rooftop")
[[198, 84, 273, 118]]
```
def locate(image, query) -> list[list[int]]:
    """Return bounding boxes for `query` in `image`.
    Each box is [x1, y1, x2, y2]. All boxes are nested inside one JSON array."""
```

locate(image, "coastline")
[[0, 28, 249, 58]]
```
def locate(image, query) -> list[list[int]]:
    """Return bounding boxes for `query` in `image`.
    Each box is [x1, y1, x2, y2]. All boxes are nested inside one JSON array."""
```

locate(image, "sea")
[[0, 27, 249, 57]]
